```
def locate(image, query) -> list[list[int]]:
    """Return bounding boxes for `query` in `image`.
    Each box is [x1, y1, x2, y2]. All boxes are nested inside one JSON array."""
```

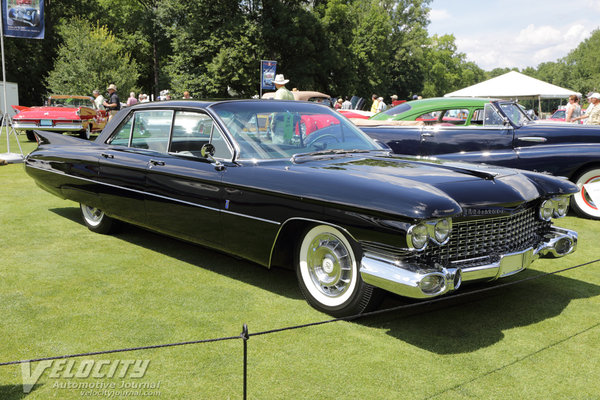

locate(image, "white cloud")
[[455, 23, 593, 70], [428, 9, 451, 23]]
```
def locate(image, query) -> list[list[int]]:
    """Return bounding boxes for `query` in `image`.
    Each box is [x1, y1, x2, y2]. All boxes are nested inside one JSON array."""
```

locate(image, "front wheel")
[[80, 124, 92, 140], [296, 225, 381, 316], [571, 168, 600, 220], [80, 204, 118, 234]]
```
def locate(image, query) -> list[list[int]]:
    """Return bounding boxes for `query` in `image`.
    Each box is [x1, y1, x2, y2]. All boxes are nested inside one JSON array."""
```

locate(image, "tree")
[[45, 19, 139, 98]]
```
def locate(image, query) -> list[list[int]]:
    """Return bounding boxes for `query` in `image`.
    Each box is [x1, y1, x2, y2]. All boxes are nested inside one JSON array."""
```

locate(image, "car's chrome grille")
[[362, 207, 552, 269], [421, 207, 550, 267]]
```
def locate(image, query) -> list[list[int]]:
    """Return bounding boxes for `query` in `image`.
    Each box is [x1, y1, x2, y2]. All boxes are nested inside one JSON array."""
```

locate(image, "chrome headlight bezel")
[[407, 218, 453, 250], [539, 195, 571, 221]]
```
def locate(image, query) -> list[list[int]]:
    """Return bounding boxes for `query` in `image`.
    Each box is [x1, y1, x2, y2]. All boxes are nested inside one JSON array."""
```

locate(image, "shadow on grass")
[[362, 269, 600, 354], [50, 206, 600, 353], [0, 384, 42, 399], [50, 207, 301, 300]]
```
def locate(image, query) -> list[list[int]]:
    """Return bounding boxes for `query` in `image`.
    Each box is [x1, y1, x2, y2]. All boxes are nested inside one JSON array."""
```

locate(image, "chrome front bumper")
[[360, 226, 577, 299]]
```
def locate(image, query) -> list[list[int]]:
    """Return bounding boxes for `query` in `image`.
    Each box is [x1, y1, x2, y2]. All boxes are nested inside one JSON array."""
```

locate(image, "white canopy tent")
[[444, 71, 580, 116]]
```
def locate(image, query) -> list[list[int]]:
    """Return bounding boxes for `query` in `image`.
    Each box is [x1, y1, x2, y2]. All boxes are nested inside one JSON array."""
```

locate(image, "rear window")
[[380, 102, 412, 116]]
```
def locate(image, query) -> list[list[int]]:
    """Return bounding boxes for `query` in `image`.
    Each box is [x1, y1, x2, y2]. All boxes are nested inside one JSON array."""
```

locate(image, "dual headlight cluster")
[[407, 218, 452, 251], [539, 196, 570, 221]]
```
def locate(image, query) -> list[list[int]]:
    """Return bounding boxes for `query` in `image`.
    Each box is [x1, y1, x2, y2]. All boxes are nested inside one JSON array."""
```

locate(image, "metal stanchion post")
[[241, 324, 249, 400]]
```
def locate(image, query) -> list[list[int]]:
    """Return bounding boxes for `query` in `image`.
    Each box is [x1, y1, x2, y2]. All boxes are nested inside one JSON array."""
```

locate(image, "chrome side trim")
[[26, 163, 281, 226]]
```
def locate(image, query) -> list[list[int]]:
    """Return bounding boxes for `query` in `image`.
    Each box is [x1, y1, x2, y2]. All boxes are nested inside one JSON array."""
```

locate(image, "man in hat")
[[273, 74, 294, 100], [103, 84, 121, 120]]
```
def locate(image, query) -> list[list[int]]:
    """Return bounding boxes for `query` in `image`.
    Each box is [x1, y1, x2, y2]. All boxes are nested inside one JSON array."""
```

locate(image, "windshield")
[[211, 101, 381, 160], [49, 97, 94, 108], [497, 102, 531, 126]]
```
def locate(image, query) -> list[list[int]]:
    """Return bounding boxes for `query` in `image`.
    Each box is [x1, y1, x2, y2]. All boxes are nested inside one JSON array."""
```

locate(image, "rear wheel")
[[295, 224, 381, 316], [80, 204, 118, 234], [571, 168, 600, 220]]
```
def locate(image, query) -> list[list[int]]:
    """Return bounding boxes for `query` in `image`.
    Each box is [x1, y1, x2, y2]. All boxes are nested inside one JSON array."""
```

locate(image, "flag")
[[2, 0, 44, 39]]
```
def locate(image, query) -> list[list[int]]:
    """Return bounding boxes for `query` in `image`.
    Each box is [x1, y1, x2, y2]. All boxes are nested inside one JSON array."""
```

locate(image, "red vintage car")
[[13, 95, 108, 141]]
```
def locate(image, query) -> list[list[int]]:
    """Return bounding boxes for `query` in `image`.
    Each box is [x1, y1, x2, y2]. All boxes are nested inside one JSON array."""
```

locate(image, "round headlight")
[[554, 197, 569, 218], [408, 223, 429, 250], [539, 200, 554, 221], [433, 219, 451, 244]]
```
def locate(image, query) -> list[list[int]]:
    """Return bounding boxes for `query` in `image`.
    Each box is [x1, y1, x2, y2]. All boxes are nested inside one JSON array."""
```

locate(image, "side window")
[[131, 110, 173, 152], [106, 114, 133, 146], [169, 111, 232, 159], [471, 109, 485, 125], [483, 103, 505, 127], [442, 108, 469, 125]]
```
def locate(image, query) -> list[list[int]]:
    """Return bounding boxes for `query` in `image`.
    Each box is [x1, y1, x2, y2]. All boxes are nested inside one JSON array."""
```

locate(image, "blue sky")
[[427, 0, 600, 71]]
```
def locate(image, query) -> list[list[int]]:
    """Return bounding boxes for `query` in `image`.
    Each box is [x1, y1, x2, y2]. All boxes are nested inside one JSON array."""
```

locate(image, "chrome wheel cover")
[[573, 170, 600, 218], [81, 205, 104, 227], [299, 226, 358, 307]]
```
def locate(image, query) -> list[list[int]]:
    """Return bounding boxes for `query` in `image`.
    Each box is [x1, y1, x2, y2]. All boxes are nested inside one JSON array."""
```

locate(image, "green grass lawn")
[[1, 133, 600, 399]]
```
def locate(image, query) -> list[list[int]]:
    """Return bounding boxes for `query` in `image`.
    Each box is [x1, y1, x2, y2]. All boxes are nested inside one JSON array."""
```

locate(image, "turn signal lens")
[[420, 274, 445, 295]]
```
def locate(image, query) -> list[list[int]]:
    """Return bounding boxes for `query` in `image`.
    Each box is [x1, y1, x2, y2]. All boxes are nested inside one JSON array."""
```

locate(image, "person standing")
[[127, 92, 138, 107], [341, 97, 352, 109], [565, 95, 581, 122], [273, 74, 294, 100], [370, 94, 380, 113], [573, 93, 600, 124], [103, 84, 121, 120], [92, 90, 105, 110]]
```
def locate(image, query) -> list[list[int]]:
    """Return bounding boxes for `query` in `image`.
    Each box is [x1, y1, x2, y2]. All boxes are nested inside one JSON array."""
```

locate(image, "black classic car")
[[25, 100, 578, 316], [358, 98, 600, 220]]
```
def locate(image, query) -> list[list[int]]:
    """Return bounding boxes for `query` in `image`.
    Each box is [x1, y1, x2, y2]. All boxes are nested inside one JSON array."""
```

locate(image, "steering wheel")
[[305, 133, 340, 150]]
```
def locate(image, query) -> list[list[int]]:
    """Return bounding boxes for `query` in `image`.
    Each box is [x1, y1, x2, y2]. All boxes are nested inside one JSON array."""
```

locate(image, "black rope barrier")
[[1, 258, 599, 398]]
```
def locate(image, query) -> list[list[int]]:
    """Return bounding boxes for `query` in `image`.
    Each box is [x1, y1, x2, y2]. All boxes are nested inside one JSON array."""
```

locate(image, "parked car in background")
[[356, 97, 600, 220], [25, 99, 577, 316], [13, 95, 108, 141], [548, 108, 566, 121]]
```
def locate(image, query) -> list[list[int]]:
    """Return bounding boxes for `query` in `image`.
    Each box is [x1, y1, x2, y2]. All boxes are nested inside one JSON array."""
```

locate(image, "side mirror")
[[200, 143, 224, 170], [200, 143, 215, 158]]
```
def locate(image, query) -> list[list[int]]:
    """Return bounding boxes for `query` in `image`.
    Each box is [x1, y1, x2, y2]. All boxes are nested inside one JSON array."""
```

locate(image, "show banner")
[[261, 60, 277, 91], [2, 0, 44, 39]]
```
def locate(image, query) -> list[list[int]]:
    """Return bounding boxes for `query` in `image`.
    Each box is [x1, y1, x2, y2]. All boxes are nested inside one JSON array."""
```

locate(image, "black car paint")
[[26, 103, 576, 269]]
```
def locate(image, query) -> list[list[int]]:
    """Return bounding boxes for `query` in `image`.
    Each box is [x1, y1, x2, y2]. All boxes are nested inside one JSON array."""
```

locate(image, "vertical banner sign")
[[2, 0, 44, 39], [261, 60, 277, 92]]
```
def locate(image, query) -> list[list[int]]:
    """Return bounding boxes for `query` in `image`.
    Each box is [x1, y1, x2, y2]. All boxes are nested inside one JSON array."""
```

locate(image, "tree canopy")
[[4, 0, 598, 108]]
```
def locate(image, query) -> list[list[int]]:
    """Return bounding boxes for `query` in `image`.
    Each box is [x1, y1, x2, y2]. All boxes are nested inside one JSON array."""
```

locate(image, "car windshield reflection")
[[211, 101, 381, 160]]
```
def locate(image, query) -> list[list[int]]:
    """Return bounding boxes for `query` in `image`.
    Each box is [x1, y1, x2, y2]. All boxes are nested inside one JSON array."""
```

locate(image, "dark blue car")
[[358, 98, 600, 220]]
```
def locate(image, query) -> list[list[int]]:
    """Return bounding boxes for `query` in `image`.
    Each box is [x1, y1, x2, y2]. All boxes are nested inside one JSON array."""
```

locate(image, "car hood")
[[247, 154, 577, 220]]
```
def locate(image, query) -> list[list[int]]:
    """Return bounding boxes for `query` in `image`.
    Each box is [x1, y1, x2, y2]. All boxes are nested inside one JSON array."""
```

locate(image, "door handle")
[[101, 153, 114, 159], [421, 132, 433, 137], [149, 159, 166, 166], [518, 136, 547, 143]]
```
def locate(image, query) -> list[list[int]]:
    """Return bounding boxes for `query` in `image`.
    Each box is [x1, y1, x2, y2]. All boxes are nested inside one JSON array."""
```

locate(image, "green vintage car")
[[370, 97, 496, 126]]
